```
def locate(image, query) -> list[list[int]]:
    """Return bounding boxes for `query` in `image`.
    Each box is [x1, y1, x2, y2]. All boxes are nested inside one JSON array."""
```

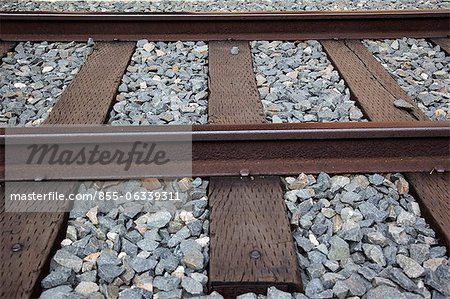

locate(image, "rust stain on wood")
[[321, 39, 427, 121], [44, 42, 135, 125], [0, 182, 78, 299], [208, 41, 302, 297], [208, 177, 302, 297], [406, 172, 450, 249], [208, 41, 265, 124]]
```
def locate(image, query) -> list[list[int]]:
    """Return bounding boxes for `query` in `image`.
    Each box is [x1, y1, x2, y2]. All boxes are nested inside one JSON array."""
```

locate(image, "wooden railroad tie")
[[208, 41, 302, 297]]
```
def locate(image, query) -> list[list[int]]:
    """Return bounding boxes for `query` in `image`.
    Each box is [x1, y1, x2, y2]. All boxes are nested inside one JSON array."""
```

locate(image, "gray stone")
[[340, 191, 362, 204], [322, 272, 345, 288], [121, 238, 138, 257], [366, 285, 407, 299], [389, 267, 418, 292], [182, 248, 204, 270], [236, 293, 258, 299], [344, 273, 367, 297], [368, 174, 384, 186], [363, 244, 386, 266], [332, 280, 349, 299], [53, 249, 83, 272], [397, 210, 416, 226], [123, 203, 143, 219], [358, 266, 378, 281], [328, 236, 350, 261], [388, 225, 409, 245], [182, 276, 203, 294], [40, 285, 73, 299], [66, 225, 77, 241], [153, 276, 181, 292], [41, 267, 73, 289], [425, 265, 450, 296], [74, 281, 99, 297], [358, 202, 387, 222], [307, 263, 326, 279], [367, 231, 387, 246], [373, 277, 397, 288], [267, 287, 292, 299], [393, 99, 414, 110], [297, 199, 314, 215], [324, 260, 340, 272], [208, 292, 225, 299], [305, 278, 324, 298], [191, 273, 208, 285], [136, 238, 159, 252], [157, 254, 179, 273], [76, 270, 97, 283], [129, 257, 158, 273], [187, 220, 203, 237], [396, 254, 425, 278], [410, 244, 430, 264], [167, 226, 190, 247], [98, 264, 125, 283], [147, 210, 172, 228], [430, 246, 447, 258], [330, 176, 350, 191], [97, 250, 120, 266], [118, 287, 152, 299]]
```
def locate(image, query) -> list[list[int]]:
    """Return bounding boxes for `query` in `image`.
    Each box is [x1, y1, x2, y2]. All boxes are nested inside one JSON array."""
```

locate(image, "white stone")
[[86, 206, 98, 225], [42, 66, 54, 73], [74, 282, 99, 297], [143, 43, 155, 52], [196, 236, 210, 247], [14, 82, 26, 88]]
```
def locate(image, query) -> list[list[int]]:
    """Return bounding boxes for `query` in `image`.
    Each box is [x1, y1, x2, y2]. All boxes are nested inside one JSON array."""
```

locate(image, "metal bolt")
[[230, 46, 240, 55], [240, 169, 250, 177], [11, 243, 22, 252], [250, 250, 261, 259]]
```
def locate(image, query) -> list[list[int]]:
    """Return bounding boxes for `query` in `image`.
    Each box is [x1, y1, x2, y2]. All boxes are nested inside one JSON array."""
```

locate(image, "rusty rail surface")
[[0, 10, 449, 41], [1, 121, 449, 180]]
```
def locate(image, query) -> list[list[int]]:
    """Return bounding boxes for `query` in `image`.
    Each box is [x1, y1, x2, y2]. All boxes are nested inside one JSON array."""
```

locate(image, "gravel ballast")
[[0, 41, 94, 127], [2, 0, 449, 12], [363, 38, 450, 120], [251, 40, 366, 123], [283, 172, 450, 299], [108, 40, 208, 125], [40, 178, 216, 299]]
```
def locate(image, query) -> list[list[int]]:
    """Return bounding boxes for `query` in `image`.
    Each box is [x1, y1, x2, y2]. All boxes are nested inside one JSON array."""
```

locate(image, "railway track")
[[0, 9, 449, 299]]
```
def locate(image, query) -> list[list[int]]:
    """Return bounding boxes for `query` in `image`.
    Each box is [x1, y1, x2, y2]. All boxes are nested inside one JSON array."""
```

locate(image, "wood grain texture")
[[0, 42, 15, 58], [321, 40, 427, 121], [208, 40, 301, 297], [322, 39, 449, 249], [208, 41, 265, 124], [44, 42, 135, 125], [209, 177, 302, 297], [0, 42, 134, 298], [406, 172, 450, 249], [430, 38, 450, 55], [0, 182, 78, 299]]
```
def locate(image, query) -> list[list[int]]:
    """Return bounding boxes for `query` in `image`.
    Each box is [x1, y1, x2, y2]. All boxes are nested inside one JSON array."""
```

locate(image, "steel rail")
[[1, 121, 449, 180], [0, 10, 449, 41]]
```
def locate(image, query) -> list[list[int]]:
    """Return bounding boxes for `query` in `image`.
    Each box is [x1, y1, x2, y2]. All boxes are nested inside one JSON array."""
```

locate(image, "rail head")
[[1, 9, 449, 41]]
